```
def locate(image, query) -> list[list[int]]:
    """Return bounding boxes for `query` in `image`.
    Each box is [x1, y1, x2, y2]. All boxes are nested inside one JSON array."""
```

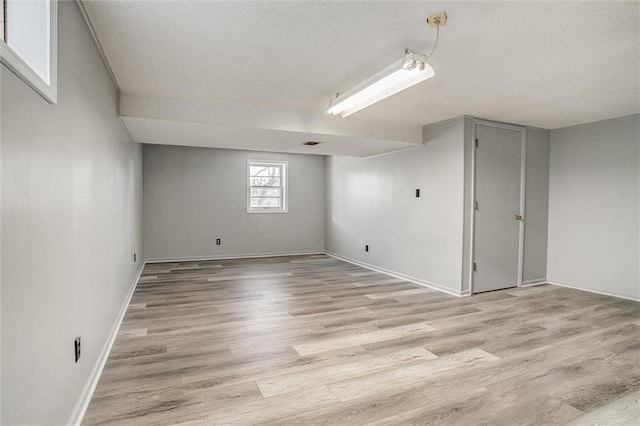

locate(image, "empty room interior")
[[1, 1, 640, 425]]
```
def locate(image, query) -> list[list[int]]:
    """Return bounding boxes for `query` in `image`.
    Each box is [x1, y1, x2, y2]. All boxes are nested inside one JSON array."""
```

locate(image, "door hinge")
[[473, 262, 477, 272], [475, 138, 478, 148], [474, 200, 479, 210]]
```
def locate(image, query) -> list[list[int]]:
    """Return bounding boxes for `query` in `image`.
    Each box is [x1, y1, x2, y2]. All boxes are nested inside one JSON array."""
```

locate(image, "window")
[[247, 160, 288, 213], [0, 0, 57, 103]]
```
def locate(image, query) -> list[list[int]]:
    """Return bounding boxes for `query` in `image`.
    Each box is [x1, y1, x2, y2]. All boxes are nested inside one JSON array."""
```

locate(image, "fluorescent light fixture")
[[327, 52, 434, 118]]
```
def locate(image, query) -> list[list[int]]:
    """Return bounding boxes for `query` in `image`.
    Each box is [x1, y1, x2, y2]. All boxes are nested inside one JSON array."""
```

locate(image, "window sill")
[[247, 210, 289, 214], [1, 42, 57, 104]]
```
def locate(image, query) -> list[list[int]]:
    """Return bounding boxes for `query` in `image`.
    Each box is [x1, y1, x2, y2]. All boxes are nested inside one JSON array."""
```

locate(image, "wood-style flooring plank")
[[292, 322, 436, 356], [565, 391, 640, 426], [260, 386, 428, 425], [328, 348, 499, 402], [173, 386, 339, 425], [256, 347, 436, 398]]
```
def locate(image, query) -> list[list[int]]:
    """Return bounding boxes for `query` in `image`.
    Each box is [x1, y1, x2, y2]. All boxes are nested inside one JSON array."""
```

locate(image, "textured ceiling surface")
[[82, 0, 639, 153]]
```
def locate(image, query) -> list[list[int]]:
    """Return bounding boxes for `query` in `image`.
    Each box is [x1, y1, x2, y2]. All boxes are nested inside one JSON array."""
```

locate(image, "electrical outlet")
[[133, 252, 137, 262], [74, 336, 81, 363], [416, 189, 420, 198], [365, 245, 369, 252], [427, 11, 447, 27], [216, 238, 221, 246]]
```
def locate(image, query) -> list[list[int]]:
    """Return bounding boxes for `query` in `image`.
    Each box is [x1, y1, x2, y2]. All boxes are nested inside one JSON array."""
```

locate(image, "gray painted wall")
[[326, 118, 466, 295], [548, 115, 639, 300], [1, 2, 143, 425], [143, 145, 325, 260]]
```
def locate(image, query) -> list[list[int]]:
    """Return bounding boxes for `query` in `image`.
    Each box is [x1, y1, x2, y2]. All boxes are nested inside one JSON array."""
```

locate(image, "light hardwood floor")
[[83, 255, 640, 425]]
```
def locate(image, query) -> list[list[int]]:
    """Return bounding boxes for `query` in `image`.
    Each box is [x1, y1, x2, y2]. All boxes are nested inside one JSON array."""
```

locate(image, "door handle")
[[515, 214, 523, 221]]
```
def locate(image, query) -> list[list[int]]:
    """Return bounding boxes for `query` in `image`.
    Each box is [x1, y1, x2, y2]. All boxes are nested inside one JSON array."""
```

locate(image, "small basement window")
[[247, 160, 288, 213], [0, 0, 57, 103]]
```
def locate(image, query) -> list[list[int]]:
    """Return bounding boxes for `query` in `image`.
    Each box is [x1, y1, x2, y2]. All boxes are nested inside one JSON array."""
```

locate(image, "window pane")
[[250, 166, 281, 177], [7, 0, 51, 83], [250, 176, 281, 187], [250, 198, 281, 208], [251, 187, 281, 197]]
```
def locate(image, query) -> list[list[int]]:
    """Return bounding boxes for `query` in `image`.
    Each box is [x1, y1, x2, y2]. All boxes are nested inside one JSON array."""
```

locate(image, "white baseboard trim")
[[546, 280, 640, 302], [145, 251, 324, 264], [325, 252, 467, 297], [522, 278, 548, 287], [68, 263, 145, 426]]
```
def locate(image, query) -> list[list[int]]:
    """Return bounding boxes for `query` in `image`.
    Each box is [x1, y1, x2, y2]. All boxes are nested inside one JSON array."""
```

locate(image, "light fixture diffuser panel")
[[340, 66, 434, 117], [328, 59, 434, 117]]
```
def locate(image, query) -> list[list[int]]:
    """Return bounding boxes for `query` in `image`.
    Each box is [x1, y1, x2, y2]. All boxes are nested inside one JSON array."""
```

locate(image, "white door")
[[473, 124, 523, 293]]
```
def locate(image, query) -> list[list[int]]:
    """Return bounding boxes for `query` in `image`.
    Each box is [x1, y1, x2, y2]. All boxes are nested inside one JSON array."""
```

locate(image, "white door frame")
[[468, 119, 527, 294]]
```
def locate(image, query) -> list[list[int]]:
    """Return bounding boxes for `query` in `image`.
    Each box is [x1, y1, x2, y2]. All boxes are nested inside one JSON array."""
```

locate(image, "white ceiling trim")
[[77, 0, 120, 92]]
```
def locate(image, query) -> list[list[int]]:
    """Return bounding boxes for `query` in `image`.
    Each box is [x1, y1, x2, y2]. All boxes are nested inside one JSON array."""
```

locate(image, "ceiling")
[[81, 1, 640, 156]]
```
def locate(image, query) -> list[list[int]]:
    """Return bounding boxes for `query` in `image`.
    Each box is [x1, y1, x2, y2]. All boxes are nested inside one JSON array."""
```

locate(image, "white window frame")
[[0, 0, 57, 104], [247, 160, 288, 214], [0, 1, 4, 42]]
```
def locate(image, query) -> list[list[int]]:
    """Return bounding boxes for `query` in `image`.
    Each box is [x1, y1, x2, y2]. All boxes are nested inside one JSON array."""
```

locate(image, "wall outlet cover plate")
[[427, 11, 447, 27]]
